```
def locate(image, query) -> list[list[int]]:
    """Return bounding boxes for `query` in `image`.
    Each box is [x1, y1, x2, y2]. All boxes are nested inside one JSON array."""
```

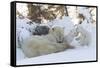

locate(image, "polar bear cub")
[[75, 25, 91, 46], [22, 27, 70, 58]]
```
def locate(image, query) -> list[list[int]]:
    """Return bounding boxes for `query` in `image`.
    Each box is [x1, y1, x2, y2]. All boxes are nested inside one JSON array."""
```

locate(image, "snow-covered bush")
[[16, 18, 37, 48]]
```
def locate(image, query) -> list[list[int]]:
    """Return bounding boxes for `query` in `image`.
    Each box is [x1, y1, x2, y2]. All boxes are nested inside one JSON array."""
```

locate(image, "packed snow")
[[16, 16, 96, 65]]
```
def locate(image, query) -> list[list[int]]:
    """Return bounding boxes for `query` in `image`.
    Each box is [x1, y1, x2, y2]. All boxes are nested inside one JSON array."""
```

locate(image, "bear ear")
[[49, 28, 53, 33]]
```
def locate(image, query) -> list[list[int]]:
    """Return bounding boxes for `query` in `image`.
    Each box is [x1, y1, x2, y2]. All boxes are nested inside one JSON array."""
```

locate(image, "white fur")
[[21, 27, 71, 58], [76, 25, 91, 46], [64, 28, 78, 44]]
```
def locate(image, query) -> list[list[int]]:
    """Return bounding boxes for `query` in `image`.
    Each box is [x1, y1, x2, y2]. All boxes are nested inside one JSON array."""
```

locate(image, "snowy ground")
[[16, 16, 96, 65], [17, 45, 96, 65]]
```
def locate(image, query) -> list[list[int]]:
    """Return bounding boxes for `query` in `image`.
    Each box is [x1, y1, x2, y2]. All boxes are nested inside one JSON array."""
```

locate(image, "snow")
[[16, 48, 27, 61], [17, 45, 96, 65], [48, 16, 75, 35], [77, 7, 93, 23], [16, 18, 37, 48], [16, 16, 96, 65], [16, 18, 37, 32], [16, 3, 28, 17], [16, 5, 96, 65]]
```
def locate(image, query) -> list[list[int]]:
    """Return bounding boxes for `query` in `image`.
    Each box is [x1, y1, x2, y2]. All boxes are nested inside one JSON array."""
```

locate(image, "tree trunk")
[[65, 6, 69, 16]]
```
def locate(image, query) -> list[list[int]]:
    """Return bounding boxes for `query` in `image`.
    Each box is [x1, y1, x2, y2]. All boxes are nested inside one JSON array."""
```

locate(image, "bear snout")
[[57, 41, 63, 43]]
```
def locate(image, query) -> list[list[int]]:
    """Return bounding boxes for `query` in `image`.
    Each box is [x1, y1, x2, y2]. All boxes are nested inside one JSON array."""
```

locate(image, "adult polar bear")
[[22, 26, 74, 58]]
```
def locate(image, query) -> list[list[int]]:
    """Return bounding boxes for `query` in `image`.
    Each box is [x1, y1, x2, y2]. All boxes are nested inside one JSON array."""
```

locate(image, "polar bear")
[[21, 26, 72, 58], [75, 25, 91, 46], [64, 28, 78, 44]]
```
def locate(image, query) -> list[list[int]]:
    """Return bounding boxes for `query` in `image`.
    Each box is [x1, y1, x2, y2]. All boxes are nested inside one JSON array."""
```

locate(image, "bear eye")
[[52, 28, 55, 31]]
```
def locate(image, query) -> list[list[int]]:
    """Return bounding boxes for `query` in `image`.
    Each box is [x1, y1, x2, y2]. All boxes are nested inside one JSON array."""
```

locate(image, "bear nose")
[[57, 41, 62, 43]]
